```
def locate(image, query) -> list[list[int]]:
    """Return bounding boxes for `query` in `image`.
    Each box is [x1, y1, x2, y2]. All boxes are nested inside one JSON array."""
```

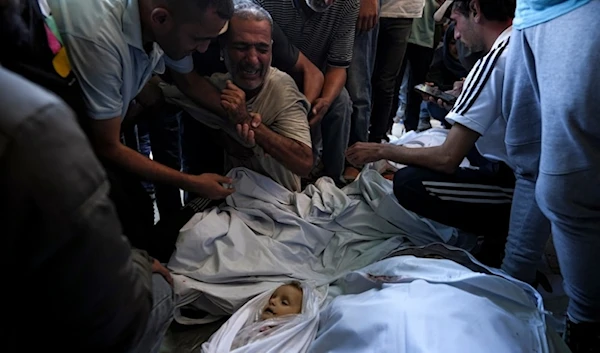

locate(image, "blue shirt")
[[514, 0, 591, 29], [49, 0, 193, 119]]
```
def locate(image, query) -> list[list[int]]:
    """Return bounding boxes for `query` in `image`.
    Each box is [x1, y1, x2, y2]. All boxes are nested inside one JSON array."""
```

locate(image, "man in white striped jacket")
[[347, 0, 515, 266]]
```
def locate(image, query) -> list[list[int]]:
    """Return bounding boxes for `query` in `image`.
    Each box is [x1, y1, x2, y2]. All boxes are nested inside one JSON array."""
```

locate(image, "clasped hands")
[[221, 80, 262, 146]]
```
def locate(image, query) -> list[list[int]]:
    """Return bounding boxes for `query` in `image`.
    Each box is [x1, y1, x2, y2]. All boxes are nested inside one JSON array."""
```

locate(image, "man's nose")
[[245, 47, 260, 65], [454, 30, 461, 41]]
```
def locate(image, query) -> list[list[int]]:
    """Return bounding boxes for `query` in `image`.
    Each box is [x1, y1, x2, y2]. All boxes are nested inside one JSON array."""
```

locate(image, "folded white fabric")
[[202, 282, 322, 353], [310, 251, 570, 353]]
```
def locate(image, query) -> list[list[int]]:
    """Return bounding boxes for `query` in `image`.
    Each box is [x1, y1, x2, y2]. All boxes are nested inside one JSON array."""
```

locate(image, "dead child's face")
[[261, 284, 303, 320]]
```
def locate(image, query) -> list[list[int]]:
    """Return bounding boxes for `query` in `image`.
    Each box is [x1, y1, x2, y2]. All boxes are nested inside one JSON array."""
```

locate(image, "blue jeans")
[[347, 20, 380, 145], [319, 87, 352, 182], [130, 274, 174, 353], [502, 1, 600, 324]]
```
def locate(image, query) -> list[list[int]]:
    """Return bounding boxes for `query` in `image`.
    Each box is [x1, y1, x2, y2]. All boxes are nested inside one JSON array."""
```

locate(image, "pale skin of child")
[[260, 284, 303, 321]]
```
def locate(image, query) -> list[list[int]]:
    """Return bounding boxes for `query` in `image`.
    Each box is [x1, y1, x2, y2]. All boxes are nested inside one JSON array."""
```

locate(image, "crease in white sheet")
[[168, 168, 477, 323]]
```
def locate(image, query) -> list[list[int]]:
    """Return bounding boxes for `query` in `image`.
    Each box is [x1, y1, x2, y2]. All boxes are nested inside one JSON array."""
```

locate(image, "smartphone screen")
[[414, 84, 457, 105]]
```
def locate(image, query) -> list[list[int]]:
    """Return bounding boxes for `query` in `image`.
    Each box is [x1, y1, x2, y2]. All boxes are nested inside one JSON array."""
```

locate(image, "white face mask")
[[304, 0, 334, 13]]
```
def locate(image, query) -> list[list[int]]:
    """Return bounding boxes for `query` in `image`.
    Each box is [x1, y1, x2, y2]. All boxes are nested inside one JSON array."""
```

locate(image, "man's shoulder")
[[256, 67, 309, 119], [50, 0, 126, 49], [468, 29, 511, 78], [264, 67, 306, 102], [266, 67, 297, 87], [0, 68, 67, 138]]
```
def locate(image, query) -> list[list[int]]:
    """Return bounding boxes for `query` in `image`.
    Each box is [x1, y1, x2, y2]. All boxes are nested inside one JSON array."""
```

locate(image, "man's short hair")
[[452, 0, 515, 22], [170, 0, 235, 21], [232, 0, 273, 30]]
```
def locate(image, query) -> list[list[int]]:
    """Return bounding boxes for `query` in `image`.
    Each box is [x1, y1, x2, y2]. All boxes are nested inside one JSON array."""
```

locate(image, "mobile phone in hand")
[[414, 83, 458, 105]]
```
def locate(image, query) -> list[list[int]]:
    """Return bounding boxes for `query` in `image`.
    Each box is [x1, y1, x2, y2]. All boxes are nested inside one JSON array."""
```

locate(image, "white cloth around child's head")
[[202, 282, 322, 353]]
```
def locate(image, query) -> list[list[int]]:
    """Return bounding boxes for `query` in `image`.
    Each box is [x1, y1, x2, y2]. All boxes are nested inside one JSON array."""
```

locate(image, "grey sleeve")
[[327, 0, 360, 68], [12, 101, 153, 351]]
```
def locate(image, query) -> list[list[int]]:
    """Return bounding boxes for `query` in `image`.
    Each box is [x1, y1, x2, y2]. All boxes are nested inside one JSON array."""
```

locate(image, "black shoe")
[[564, 319, 600, 353]]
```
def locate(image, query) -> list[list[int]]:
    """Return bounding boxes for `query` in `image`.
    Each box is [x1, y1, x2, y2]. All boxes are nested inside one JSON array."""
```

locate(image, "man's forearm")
[[380, 144, 459, 174], [321, 67, 347, 103], [101, 143, 195, 190], [295, 53, 324, 103], [171, 71, 227, 117], [253, 124, 313, 177], [381, 123, 480, 174]]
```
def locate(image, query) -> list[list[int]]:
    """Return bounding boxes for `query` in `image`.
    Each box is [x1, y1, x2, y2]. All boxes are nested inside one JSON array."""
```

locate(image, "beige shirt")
[[163, 67, 311, 192], [381, 0, 425, 19]]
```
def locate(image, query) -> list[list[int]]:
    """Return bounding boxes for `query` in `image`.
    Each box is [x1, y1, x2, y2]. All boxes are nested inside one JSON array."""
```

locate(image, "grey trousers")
[[501, 0, 600, 324]]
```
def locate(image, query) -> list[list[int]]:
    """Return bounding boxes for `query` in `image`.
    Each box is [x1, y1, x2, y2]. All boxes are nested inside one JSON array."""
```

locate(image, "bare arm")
[[321, 66, 347, 105], [309, 66, 347, 127], [88, 117, 234, 199], [253, 124, 313, 177], [347, 123, 480, 174], [293, 52, 324, 104]]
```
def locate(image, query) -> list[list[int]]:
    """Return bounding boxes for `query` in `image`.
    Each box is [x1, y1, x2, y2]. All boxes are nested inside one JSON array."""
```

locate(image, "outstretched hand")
[[346, 142, 387, 166], [186, 173, 235, 200]]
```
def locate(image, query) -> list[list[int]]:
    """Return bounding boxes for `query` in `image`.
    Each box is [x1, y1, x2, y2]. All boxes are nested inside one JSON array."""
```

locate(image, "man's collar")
[[122, 0, 144, 50], [291, 0, 314, 17], [492, 25, 513, 50]]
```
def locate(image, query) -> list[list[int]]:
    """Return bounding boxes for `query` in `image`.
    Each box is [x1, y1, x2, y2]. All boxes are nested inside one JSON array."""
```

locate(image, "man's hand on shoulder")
[[184, 173, 235, 200]]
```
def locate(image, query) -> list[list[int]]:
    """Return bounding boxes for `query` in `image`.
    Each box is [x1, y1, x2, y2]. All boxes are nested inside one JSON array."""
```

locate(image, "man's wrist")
[[179, 172, 195, 191], [377, 144, 393, 161]]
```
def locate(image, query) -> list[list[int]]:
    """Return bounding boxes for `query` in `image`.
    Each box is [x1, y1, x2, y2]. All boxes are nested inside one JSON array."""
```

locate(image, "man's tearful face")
[[223, 17, 272, 91], [260, 284, 303, 321]]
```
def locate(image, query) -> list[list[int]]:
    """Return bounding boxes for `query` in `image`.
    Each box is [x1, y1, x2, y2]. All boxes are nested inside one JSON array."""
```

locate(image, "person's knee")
[[392, 167, 425, 204]]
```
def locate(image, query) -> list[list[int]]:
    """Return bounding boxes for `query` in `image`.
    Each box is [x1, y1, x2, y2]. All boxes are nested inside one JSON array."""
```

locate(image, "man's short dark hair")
[[171, 0, 234, 21], [453, 0, 515, 22]]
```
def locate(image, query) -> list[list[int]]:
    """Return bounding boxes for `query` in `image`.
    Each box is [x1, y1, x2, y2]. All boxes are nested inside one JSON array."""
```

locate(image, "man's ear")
[[469, 0, 481, 22], [150, 8, 173, 28]]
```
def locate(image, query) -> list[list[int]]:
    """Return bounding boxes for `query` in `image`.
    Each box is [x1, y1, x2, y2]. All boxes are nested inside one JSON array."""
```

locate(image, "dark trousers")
[[393, 161, 515, 266], [391, 43, 435, 132], [180, 111, 225, 202], [134, 105, 184, 219], [103, 158, 155, 251], [369, 18, 413, 142]]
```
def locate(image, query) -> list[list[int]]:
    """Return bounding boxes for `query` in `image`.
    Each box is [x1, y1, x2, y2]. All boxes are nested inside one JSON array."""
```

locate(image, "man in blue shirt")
[[501, 1, 600, 351]]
